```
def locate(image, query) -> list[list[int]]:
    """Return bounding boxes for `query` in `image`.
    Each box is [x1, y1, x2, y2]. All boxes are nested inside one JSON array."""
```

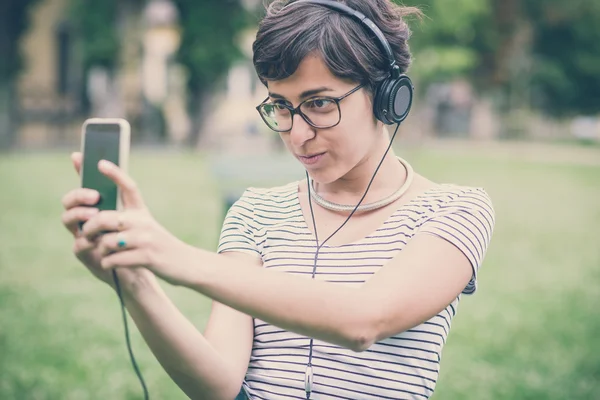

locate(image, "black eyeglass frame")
[[256, 84, 365, 132]]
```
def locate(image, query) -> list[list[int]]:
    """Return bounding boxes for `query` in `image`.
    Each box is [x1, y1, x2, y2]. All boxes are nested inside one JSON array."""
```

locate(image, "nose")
[[288, 113, 316, 147]]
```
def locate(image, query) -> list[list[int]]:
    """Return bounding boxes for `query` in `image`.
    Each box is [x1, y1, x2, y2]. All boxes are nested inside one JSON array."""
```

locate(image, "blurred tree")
[[0, 0, 41, 150], [69, 0, 120, 71], [524, 0, 600, 117], [70, 0, 249, 146], [399, 0, 489, 85], [401, 0, 526, 93], [403, 0, 600, 118], [172, 0, 250, 146], [69, 0, 145, 116]]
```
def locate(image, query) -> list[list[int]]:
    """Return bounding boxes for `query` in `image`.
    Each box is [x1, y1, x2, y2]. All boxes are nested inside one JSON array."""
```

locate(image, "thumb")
[[71, 152, 82, 175], [98, 160, 145, 209]]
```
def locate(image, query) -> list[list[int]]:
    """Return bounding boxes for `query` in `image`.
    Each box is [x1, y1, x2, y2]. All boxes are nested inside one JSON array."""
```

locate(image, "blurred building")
[[14, 0, 82, 147], [13, 0, 187, 148], [14, 0, 144, 148]]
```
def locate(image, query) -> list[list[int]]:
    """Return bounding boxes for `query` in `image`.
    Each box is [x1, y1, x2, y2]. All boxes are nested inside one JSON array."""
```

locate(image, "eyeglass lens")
[[259, 97, 341, 131]]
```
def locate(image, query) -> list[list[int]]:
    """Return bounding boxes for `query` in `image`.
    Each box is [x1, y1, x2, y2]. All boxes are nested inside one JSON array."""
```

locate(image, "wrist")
[[177, 244, 210, 289], [113, 268, 160, 302]]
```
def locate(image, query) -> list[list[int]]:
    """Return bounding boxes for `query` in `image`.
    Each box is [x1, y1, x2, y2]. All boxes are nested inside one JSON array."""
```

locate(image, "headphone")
[[291, 0, 414, 125]]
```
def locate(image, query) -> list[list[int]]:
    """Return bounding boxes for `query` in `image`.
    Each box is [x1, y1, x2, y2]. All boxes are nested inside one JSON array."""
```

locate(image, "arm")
[[120, 258, 254, 400], [92, 162, 493, 354], [186, 234, 472, 352], [61, 156, 251, 399], [182, 189, 494, 352]]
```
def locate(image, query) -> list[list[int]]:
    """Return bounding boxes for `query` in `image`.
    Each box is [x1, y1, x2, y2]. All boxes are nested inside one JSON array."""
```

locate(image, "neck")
[[315, 148, 408, 207]]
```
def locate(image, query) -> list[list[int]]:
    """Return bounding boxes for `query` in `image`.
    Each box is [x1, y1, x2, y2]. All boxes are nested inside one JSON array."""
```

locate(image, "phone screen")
[[81, 123, 121, 211]]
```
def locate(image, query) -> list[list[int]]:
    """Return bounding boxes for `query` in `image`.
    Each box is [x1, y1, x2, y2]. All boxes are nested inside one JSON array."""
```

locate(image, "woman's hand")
[[61, 152, 155, 291], [80, 159, 197, 287]]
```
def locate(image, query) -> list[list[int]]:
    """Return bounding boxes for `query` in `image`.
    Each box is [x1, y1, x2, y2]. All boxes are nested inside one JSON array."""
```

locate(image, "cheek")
[[346, 97, 377, 129], [336, 107, 378, 147]]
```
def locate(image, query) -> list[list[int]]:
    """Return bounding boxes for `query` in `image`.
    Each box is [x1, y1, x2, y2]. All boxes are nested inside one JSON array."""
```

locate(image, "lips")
[[298, 152, 325, 158], [297, 152, 326, 166]]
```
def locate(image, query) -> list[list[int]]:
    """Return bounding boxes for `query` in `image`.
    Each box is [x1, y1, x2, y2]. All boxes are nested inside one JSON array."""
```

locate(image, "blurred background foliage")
[[2, 0, 600, 151], [402, 0, 600, 116]]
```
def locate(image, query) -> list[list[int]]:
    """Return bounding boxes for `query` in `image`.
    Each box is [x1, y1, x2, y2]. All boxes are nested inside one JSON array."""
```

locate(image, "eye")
[[304, 98, 335, 112], [271, 101, 292, 111], [264, 101, 291, 117], [314, 99, 333, 108]]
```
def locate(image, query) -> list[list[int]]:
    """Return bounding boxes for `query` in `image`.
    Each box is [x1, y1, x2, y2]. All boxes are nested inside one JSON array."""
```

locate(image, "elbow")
[[345, 317, 380, 353], [348, 332, 375, 353], [344, 303, 391, 352]]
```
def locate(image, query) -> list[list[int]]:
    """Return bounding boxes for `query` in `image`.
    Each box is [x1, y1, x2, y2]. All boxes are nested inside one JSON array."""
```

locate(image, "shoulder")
[[436, 184, 494, 219], [243, 181, 299, 199], [238, 181, 300, 208], [234, 181, 300, 218], [416, 183, 495, 295], [219, 181, 301, 250], [420, 183, 496, 242], [413, 180, 494, 214]]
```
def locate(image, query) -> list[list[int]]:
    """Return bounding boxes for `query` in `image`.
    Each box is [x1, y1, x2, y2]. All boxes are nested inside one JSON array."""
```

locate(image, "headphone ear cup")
[[373, 75, 414, 125], [389, 75, 413, 123], [373, 79, 394, 125]]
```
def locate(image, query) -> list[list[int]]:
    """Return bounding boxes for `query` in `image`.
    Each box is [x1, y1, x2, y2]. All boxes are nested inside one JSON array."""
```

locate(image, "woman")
[[61, 1, 495, 399]]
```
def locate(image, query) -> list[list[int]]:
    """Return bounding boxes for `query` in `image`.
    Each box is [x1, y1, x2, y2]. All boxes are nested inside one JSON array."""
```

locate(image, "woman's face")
[[266, 53, 382, 184]]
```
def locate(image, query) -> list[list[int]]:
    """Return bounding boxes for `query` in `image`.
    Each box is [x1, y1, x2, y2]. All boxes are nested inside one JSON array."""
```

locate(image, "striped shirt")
[[217, 181, 495, 399]]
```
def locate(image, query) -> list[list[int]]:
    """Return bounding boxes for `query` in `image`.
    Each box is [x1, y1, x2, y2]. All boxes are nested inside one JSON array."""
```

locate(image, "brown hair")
[[252, 0, 422, 94]]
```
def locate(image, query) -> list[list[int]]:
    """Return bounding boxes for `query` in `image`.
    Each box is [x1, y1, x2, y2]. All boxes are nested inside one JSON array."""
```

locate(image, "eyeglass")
[[256, 84, 365, 132]]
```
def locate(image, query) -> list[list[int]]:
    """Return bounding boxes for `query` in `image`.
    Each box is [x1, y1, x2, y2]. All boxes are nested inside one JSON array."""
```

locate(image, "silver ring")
[[117, 214, 126, 231]]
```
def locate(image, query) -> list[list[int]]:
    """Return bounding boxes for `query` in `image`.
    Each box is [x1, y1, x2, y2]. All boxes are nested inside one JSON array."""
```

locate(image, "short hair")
[[252, 0, 422, 94]]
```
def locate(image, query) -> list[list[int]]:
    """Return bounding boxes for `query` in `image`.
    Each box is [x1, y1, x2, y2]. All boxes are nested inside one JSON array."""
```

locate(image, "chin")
[[306, 167, 345, 185]]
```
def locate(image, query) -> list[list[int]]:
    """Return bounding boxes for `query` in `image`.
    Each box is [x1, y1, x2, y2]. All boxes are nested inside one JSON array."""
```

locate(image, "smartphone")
[[80, 118, 130, 211]]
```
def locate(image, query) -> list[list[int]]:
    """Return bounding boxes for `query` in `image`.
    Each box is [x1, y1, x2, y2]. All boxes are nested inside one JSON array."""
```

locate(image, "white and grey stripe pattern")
[[218, 181, 495, 399]]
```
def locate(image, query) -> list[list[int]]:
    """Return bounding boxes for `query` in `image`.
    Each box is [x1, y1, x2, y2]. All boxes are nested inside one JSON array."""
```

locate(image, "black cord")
[[112, 269, 150, 400], [310, 122, 402, 251], [304, 123, 402, 399]]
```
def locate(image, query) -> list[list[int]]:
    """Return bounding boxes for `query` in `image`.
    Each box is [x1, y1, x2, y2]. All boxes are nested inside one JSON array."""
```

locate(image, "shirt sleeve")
[[418, 187, 495, 295], [217, 189, 261, 257]]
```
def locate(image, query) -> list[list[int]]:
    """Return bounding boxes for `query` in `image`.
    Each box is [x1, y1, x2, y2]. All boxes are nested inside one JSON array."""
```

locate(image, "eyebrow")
[[268, 87, 335, 101]]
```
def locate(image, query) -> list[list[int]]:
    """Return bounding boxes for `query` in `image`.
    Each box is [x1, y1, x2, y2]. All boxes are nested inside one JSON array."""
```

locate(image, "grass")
[[0, 144, 599, 399]]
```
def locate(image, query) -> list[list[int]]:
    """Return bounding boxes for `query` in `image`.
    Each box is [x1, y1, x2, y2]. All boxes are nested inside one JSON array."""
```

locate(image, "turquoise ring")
[[117, 237, 127, 249]]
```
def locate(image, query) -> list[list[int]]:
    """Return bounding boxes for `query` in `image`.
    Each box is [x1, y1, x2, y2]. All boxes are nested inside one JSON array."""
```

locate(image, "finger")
[[71, 152, 82, 175], [98, 160, 145, 209], [62, 188, 100, 210], [73, 235, 96, 256], [62, 207, 100, 235], [98, 230, 132, 257], [82, 210, 121, 240], [101, 249, 148, 271]]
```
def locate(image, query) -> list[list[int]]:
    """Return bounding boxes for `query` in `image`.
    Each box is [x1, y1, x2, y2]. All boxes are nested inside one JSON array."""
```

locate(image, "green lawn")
[[1, 145, 599, 399]]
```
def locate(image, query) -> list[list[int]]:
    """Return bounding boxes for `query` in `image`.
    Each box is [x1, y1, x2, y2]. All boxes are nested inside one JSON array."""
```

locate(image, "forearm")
[[120, 275, 240, 400], [187, 249, 374, 351]]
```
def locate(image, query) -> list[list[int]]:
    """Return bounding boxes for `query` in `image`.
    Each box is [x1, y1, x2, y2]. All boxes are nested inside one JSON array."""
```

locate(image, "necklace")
[[309, 156, 414, 213]]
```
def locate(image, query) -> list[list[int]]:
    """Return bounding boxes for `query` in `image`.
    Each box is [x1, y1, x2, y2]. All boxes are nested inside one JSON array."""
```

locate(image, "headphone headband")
[[290, 0, 399, 78], [282, 0, 412, 125]]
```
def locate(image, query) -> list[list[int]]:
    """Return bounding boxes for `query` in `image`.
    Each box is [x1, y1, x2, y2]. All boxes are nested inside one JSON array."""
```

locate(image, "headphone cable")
[[112, 270, 150, 400], [304, 122, 402, 399]]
